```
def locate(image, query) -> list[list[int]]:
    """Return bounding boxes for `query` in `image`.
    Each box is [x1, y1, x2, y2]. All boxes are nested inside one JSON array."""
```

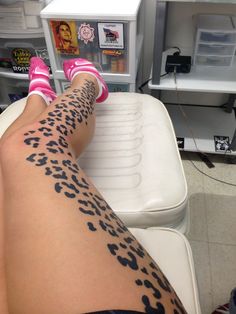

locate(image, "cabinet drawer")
[[195, 55, 233, 66], [197, 43, 236, 56], [198, 31, 236, 44]]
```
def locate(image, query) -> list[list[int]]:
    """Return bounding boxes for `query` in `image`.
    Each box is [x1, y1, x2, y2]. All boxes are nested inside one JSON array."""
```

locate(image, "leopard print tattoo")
[[23, 80, 187, 314]]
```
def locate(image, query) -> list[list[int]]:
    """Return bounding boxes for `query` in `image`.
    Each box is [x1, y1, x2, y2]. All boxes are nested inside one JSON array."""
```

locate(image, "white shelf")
[[41, 0, 142, 20], [54, 69, 133, 83], [157, 0, 236, 3], [0, 68, 53, 80], [0, 29, 44, 39], [0, 69, 28, 80], [166, 104, 236, 154], [149, 52, 236, 93]]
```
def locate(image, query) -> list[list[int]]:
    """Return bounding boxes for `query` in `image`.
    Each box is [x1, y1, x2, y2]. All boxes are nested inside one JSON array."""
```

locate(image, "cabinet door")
[[49, 20, 129, 74]]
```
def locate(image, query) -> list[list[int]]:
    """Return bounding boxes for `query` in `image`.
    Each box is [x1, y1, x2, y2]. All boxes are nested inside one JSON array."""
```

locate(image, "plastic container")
[[195, 55, 233, 66], [197, 43, 236, 56], [199, 30, 236, 44], [48, 19, 128, 75], [194, 14, 236, 67]]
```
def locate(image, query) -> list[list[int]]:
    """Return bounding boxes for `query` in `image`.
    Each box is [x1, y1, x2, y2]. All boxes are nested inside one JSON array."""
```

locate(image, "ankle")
[[71, 73, 99, 98]]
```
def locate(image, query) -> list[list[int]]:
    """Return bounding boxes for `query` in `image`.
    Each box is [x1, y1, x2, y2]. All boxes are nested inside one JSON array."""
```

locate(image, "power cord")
[[138, 46, 182, 94], [173, 67, 236, 187], [138, 73, 168, 94], [186, 153, 236, 187]]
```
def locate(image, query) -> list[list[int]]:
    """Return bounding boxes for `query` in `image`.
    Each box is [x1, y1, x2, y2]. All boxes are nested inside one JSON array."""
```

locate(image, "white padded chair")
[[0, 93, 201, 313], [130, 228, 201, 314], [0, 93, 189, 232]]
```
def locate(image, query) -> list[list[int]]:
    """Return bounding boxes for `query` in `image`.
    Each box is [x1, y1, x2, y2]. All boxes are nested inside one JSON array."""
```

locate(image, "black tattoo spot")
[[117, 251, 139, 270], [24, 130, 35, 136], [38, 126, 53, 136], [50, 159, 59, 164], [141, 267, 148, 275], [130, 245, 145, 258], [142, 295, 165, 314], [107, 243, 119, 256], [72, 175, 89, 189], [24, 137, 40, 148], [26, 153, 48, 166], [135, 279, 143, 286], [87, 222, 97, 231], [45, 167, 52, 175], [174, 299, 186, 314], [62, 160, 79, 174], [124, 236, 135, 244], [56, 124, 68, 136], [79, 207, 95, 216], [119, 242, 127, 249], [150, 262, 158, 270], [152, 272, 171, 293], [144, 279, 162, 299], [55, 182, 63, 193]]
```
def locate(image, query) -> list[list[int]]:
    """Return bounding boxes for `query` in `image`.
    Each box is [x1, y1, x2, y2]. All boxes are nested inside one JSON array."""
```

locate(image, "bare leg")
[[0, 165, 8, 314], [0, 92, 48, 314], [1, 95, 47, 142], [0, 74, 186, 314]]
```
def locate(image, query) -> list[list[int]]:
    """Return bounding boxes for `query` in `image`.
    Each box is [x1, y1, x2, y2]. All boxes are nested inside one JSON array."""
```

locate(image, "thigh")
[[0, 165, 8, 314]]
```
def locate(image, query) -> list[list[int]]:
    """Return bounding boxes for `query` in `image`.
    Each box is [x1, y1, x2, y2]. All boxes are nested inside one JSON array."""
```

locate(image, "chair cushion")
[[0, 93, 188, 231], [129, 227, 201, 314]]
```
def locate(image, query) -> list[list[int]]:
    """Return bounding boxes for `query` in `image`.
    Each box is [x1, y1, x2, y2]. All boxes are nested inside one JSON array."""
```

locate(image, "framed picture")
[[98, 23, 124, 49], [50, 20, 79, 55]]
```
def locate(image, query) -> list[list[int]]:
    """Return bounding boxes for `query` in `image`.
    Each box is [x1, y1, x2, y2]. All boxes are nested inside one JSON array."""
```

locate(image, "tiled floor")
[[181, 152, 236, 314]]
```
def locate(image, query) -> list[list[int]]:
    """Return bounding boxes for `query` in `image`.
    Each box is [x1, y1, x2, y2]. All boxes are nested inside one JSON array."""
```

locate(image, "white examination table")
[[0, 93, 200, 313]]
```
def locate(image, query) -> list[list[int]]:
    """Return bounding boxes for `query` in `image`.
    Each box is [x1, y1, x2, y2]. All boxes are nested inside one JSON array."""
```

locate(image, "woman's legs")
[[0, 66, 186, 314]]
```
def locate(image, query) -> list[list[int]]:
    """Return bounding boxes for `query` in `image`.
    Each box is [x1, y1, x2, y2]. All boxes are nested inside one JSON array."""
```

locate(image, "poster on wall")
[[50, 20, 79, 55], [98, 23, 124, 49]]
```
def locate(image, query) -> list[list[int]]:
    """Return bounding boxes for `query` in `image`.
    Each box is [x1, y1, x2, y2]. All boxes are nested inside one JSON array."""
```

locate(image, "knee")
[[0, 130, 26, 167]]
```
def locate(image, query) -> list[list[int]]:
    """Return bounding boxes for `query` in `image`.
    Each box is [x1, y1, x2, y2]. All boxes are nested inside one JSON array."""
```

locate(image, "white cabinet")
[[148, 1, 236, 156], [40, 0, 143, 93]]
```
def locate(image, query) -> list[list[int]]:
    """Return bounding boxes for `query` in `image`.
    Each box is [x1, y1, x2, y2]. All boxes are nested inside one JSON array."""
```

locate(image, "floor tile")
[[187, 193, 208, 242], [206, 194, 236, 245], [209, 243, 236, 310], [202, 156, 236, 196], [189, 240, 213, 314], [181, 153, 205, 196]]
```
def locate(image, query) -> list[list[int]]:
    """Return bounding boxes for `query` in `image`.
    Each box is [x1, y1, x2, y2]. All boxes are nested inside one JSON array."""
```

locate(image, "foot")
[[28, 57, 57, 105], [63, 58, 109, 103]]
